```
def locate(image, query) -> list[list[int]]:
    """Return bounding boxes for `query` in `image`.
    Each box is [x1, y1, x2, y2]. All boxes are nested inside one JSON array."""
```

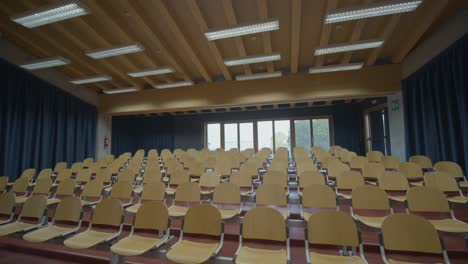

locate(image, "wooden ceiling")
[[0, 0, 464, 94]]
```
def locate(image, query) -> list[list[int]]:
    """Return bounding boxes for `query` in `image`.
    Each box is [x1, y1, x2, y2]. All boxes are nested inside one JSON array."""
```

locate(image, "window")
[[224, 123, 238, 150], [239, 122, 254, 150], [312, 118, 331, 150], [257, 121, 273, 150], [206, 123, 221, 150], [274, 120, 291, 152], [294, 120, 312, 152]]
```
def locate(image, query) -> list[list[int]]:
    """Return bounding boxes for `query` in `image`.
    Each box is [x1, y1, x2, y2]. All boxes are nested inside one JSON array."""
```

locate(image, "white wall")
[[387, 92, 406, 161], [96, 113, 112, 159]]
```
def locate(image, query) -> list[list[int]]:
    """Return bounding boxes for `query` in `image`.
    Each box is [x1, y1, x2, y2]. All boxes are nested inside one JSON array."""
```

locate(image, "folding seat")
[[161, 149, 173, 162], [0, 195, 47, 236], [349, 156, 368, 171], [351, 185, 391, 229], [382, 156, 400, 171], [94, 168, 113, 188], [240, 161, 260, 179], [165, 168, 190, 195], [263, 170, 289, 194], [230, 170, 254, 196], [378, 171, 409, 202], [366, 150, 383, 163], [398, 162, 424, 186], [166, 204, 223, 263], [212, 182, 241, 219], [305, 211, 367, 263], [234, 207, 289, 264], [298, 171, 325, 195], [108, 181, 134, 208], [362, 162, 385, 184], [341, 151, 357, 164], [409, 155, 433, 170], [315, 151, 332, 166], [407, 186, 468, 233], [47, 178, 76, 205], [15, 178, 52, 204], [213, 161, 233, 177], [7, 168, 36, 187], [30, 168, 52, 186], [70, 162, 83, 175], [52, 168, 72, 187], [111, 202, 170, 258], [296, 162, 318, 177], [10, 177, 30, 198], [255, 184, 289, 219], [335, 171, 364, 199], [380, 214, 450, 263], [300, 184, 337, 222], [424, 171, 467, 203], [327, 161, 350, 183], [321, 156, 340, 171], [434, 161, 467, 187], [105, 168, 137, 192], [82, 158, 94, 168], [0, 176, 8, 193], [199, 171, 220, 195], [168, 182, 201, 217], [79, 180, 103, 207], [23, 196, 82, 242], [126, 182, 166, 214], [187, 161, 205, 179], [75, 169, 92, 187], [52, 162, 67, 175], [64, 198, 124, 249], [134, 165, 161, 193], [0, 192, 16, 225]]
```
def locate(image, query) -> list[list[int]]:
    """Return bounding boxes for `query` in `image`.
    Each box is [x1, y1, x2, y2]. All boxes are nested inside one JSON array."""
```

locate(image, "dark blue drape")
[[0, 59, 97, 181], [111, 115, 174, 156], [332, 104, 365, 155], [402, 33, 468, 172]]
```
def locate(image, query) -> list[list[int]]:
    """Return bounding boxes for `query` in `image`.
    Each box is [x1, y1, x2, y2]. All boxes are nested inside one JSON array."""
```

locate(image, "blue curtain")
[[0, 59, 97, 181], [332, 104, 365, 155], [402, 33, 468, 173], [111, 115, 174, 156]]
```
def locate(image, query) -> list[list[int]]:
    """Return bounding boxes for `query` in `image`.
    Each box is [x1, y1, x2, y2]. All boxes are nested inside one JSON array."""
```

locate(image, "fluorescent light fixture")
[[326, 0, 422, 24], [225, 53, 281, 66], [315, 39, 384, 56], [86, 43, 144, 59], [128, 67, 175, 78], [70, 75, 111, 84], [20, 57, 70, 70], [11, 1, 89, 28], [309, 63, 364, 74], [154, 81, 194, 89], [103, 87, 138, 94], [235, 71, 282, 81], [205, 19, 279, 41]]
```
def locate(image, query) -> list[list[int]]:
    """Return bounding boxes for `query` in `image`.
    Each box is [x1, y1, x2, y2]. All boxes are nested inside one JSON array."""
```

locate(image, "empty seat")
[[212, 182, 242, 219], [0, 176, 8, 193], [306, 210, 367, 263], [53, 169, 72, 186], [80, 180, 103, 206], [165, 168, 190, 195], [235, 207, 288, 264], [166, 204, 223, 264], [301, 184, 337, 222], [298, 171, 325, 195], [168, 182, 200, 217], [53, 162, 67, 175], [199, 171, 220, 195], [126, 181, 165, 214], [0, 195, 47, 236], [378, 171, 410, 202], [409, 155, 433, 169], [351, 185, 391, 229], [70, 162, 83, 175], [434, 161, 467, 187], [0, 192, 16, 225], [230, 170, 254, 196], [111, 202, 170, 257], [23, 196, 82, 242], [382, 156, 400, 170], [64, 198, 124, 249], [263, 170, 289, 193], [108, 181, 134, 207], [75, 169, 92, 186], [327, 161, 350, 183], [380, 214, 449, 263], [255, 184, 289, 219], [350, 156, 368, 171], [15, 178, 52, 204], [362, 162, 385, 182], [424, 171, 467, 203], [30, 168, 53, 186], [335, 171, 364, 199], [398, 162, 424, 185], [366, 151, 383, 163], [47, 178, 76, 205], [10, 177, 30, 198]]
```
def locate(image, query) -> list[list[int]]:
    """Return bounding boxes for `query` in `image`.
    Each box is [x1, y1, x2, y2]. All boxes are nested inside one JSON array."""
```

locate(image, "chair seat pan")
[[409, 181, 424, 186], [459, 181, 468, 188], [23, 225, 75, 243], [125, 203, 142, 214], [310, 252, 365, 264], [429, 219, 468, 233], [447, 196, 468, 203], [47, 198, 61, 205], [200, 190, 213, 195], [133, 186, 143, 194], [240, 190, 253, 196], [235, 246, 287, 264], [80, 199, 99, 207], [111, 234, 164, 256], [168, 205, 189, 217], [0, 222, 37, 236], [166, 240, 219, 264], [136, 176, 143, 182], [354, 215, 386, 229], [388, 195, 406, 202], [389, 259, 442, 264], [165, 187, 176, 195], [104, 187, 112, 192], [162, 177, 169, 183], [338, 193, 352, 200], [219, 208, 240, 220], [64, 230, 118, 249], [365, 181, 378, 186], [15, 197, 30, 204]]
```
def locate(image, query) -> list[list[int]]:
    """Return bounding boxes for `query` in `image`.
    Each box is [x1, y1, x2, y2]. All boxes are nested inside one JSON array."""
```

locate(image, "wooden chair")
[[366, 150, 383, 163], [16, 178, 52, 204], [335, 171, 364, 199], [168, 182, 200, 217], [0, 195, 47, 236], [255, 184, 289, 219], [0, 192, 16, 225], [351, 185, 391, 229], [47, 178, 76, 205], [301, 184, 337, 222], [378, 171, 409, 203], [424, 171, 467, 203], [80, 180, 103, 207], [409, 155, 433, 169], [126, 181, 165, 214], [212, 182, 241, 220]]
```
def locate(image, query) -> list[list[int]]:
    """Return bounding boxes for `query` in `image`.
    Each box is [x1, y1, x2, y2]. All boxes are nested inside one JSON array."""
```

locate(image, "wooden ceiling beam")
[[186, 0, 232, 81], [392, 0, 448, 63], [152, 0, 212, 82], [257, 0, 275, 73], [366, 14, 401, 66], [290, 0, 302, 74], [340, 19, 366, 64], [314, 0, 338, 67], [221, 0, 253, 75]]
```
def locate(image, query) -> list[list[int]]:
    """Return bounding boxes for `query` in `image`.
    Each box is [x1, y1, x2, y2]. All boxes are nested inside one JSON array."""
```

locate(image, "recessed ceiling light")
[[86, 43, 144, 59], [326, 0, 422, 24], [11, 1, 89, 28], [309, 63, 364, 74], [224, 53, 281, 66], [103, 87, 138, 94], [315, 39, 384, 56], [235, 71, 282, 81], [70, 75, 111, 84], [205, 19, 279, 41], [128, 67, 175, 78], [20, 57, 70, 70], [154, 81, 194, 89]]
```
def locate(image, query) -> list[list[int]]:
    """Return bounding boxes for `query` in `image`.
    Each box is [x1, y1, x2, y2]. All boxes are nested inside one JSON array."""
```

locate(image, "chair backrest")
[[174, 182, 200, 203], [349, 156, 368, 170], [263, 170, 287, 188], [21, 195, 47, 219], [140, 181, 166, 201], [169, 169, 190, 186], [76, 169, 92, 183], [256, 184, 287, 206], [70, 162, 83, 174], [95, 169, 112, 183], [0, 192, 15, 215], [336, 171, 364, 190], [55, 178, 76, 196], [213, 182, 241, 204], [36, 168, 53, 180], [378, 171, 409, 191], [20, 168, 36, 181], [54, 196, 82, 222], [434, 161, 464, 179], [308, 211, 359, 247], [424, 171, 459, 192], [82, 180, 103, 198], [362, 162, 385, 179], [53, 162, 67, 173], [33, 178, 52, 195], [199, 172, 220, 188], [382, 156, 400, 170], [381, 214, 442, 254], [56, 169, 72, 182], [117, 168, 136, 183], [409, 155, 433, 169], [0, 176, 8, 192], [110, 181, 133, 200], [366, 151, 383, 162], [299, 171, 325, 188], [230, 170, 252, 188], [242, 207, 286, 242], [92, 198, 123, 226], [398, 162, 423, 179], [327, 161, 350, 178], [11, 176, 29, 194], [352, 185, 389, 210], [183, 204, 222, 236], [407, 186, 450, 213], [301, 184, 336, 209], [133, 202, 168, 231]]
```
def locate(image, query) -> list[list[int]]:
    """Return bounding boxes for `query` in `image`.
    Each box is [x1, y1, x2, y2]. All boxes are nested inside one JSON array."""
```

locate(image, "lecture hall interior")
[[0, 0, 467, 263]]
